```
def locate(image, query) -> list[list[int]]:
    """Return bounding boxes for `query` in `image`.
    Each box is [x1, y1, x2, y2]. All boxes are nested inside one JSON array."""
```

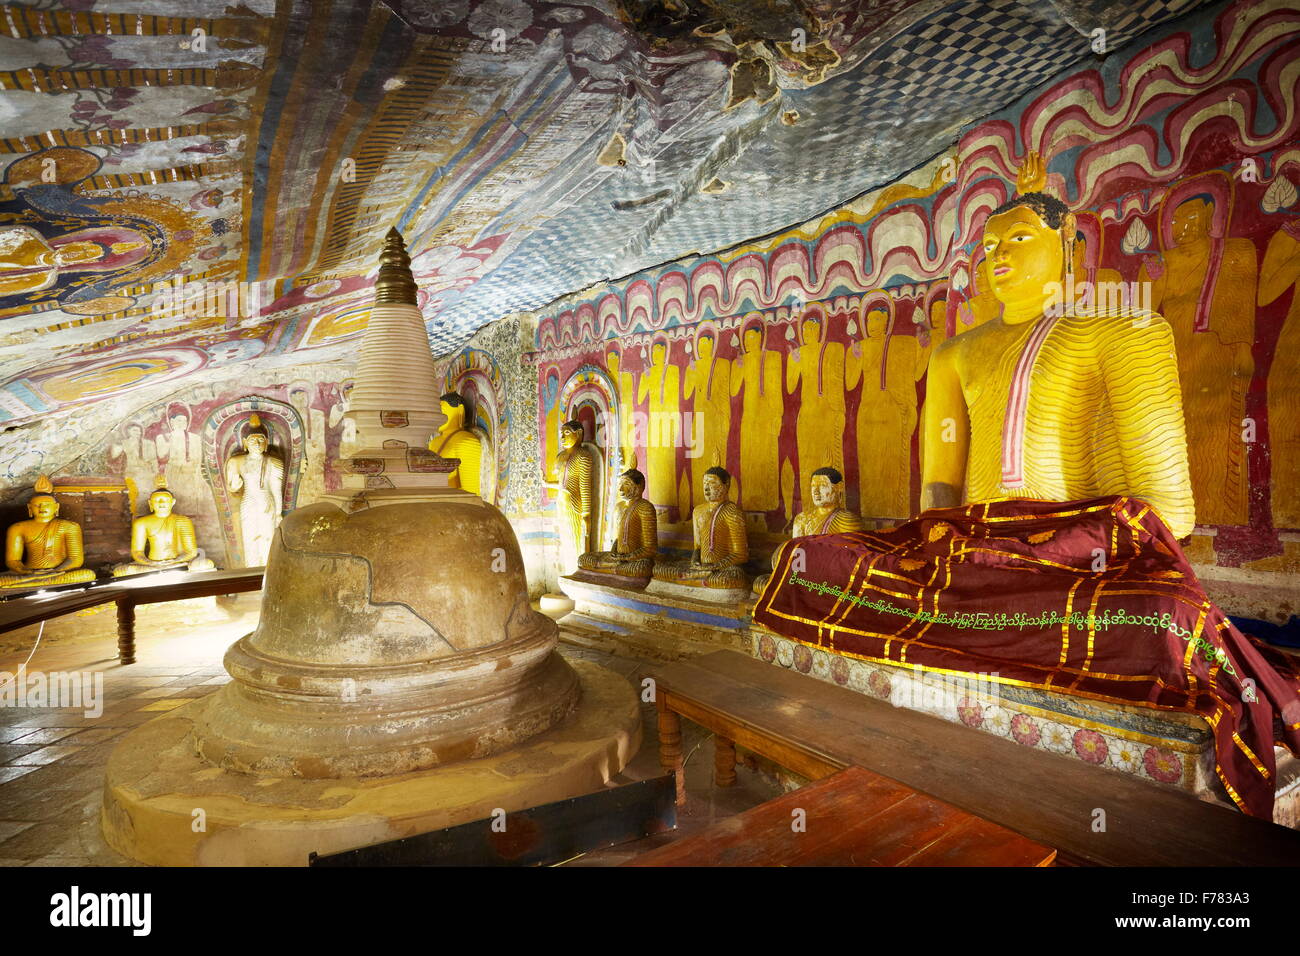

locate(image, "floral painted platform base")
[[750, 623, 1300, 828]]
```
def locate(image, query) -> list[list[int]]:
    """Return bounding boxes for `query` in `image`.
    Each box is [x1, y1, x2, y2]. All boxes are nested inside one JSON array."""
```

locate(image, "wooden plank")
[[625, 766, 1053, 867], [649, 650, 1300, 866]]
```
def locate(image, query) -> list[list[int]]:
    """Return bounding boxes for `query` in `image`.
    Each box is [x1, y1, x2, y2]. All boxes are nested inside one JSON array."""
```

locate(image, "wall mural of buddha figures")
[[532, 0, 1300, 571]]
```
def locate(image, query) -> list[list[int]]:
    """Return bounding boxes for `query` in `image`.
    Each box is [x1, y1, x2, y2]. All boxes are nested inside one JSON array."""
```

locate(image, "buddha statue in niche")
[[921, 151, 1194, 538], [576, 468, 658, 583], [432, 392, 487, 497], [112, 478, 216, 577], [224, 413, 285, 567], [546, 419, 599, 574], [0, 476, 96, 590], [651, 465, 750, 592], [753, 466, 863, 594]]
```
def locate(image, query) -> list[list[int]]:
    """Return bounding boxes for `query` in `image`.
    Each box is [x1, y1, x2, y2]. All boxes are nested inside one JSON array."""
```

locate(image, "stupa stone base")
[[101, 660, 640, 866]]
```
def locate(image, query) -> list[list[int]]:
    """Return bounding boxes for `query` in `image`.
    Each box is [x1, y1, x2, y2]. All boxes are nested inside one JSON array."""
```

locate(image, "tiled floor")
[[0, 594, 780, 866]]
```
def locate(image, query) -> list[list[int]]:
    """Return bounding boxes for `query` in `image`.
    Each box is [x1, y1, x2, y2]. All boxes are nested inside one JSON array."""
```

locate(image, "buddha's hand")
[[1016, 149, 1047, 195]]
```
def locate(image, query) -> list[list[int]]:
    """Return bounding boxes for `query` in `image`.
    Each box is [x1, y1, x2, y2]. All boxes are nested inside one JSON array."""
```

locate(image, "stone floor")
[[0, 594, 781, 866]]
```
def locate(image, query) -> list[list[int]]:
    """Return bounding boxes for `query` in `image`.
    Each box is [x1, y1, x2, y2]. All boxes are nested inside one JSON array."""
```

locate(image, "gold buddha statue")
[[545, 419, 600, 574], [112, 478, 216, 577], [651, 466, 750, 594], [0, 476, 97, 591], [431, 392, 488, 497], [753, 466, 863, 594], [576, 468, 658, 583], [921, 151, 1194, 539]]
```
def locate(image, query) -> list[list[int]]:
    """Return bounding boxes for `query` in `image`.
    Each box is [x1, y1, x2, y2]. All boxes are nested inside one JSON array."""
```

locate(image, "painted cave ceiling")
[[0, 0, 1211, 428]]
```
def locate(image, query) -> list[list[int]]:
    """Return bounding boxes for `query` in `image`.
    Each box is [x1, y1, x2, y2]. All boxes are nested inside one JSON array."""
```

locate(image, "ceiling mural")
[[0, 0, 1211, 428]]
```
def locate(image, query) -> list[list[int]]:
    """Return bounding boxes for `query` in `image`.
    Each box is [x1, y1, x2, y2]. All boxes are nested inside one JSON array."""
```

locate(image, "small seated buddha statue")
[[753, 466, 863, 594], [431, 392, 489, 497], [576, 468, 658, 585], [921, 150, 1194, 537], [650, 466, 750, 596], [112, 478, 216, 577], [0, 476, 97, 591]]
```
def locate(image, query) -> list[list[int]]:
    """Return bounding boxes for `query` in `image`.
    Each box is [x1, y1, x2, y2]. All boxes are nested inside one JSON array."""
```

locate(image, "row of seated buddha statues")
[[0, 475, 215, 596], [572, 463, 867, 604]]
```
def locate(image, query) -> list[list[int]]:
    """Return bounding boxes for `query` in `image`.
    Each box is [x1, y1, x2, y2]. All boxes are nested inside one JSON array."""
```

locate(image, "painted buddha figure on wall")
[[224, 413, 285, 567], [576, 468, 658, 585], [651, 465, 750, 597], [921, 151, 1194, 538], [0, 476, 96, 591], [432, 392, 488, 497], [112, 478, 215, 577], [753, 467, 863, 594]]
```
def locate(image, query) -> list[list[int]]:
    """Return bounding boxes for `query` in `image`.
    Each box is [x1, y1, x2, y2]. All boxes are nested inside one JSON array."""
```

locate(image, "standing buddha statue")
[[0, 476, 96, 590], [545, 419, 600, 574], [224, 413, 285, 567]]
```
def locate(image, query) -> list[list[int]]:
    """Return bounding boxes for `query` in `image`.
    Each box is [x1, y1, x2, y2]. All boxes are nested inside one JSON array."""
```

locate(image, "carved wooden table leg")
[[657, 696, 684, 806], [714, 735, 737, 787], [116, 599, 136, 665]]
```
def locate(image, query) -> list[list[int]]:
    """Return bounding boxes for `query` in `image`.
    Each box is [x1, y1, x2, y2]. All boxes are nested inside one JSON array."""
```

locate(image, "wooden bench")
[[649, 650, 1300, 866], [0, 567, 264, 665], [625, 765, 1055, 866]]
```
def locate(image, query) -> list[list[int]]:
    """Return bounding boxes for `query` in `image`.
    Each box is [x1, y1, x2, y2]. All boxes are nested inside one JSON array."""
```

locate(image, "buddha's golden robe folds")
[[754, 506, 863, 594], [577, 497, 658, 579], [0, 518, 96, 588], [959, 309, 1195, 539], [556, 444, 598, 572], [653, 500, 749, 589]]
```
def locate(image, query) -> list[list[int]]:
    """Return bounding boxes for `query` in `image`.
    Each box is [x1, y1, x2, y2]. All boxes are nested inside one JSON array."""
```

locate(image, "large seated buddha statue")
[[0, 476, 97, 591], [921, 150, 1194, 535], [753, 152, 1300, 821], [112, 478, 216, 577], [753, 466, 863, 594], [431, 392, 490, 498], [649, 466, 750, 599], [575, 468, 658, 586]]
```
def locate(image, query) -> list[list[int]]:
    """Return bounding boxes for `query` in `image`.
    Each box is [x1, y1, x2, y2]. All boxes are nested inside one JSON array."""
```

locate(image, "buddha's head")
[[439, 392, 467, 432], [865, 308, 889, 339], [801, 316, 821, 346], [605, 344, 620, 374], [544, 370, 559, 405], [651, 341, 667, 366], [981, 192, 1073, 316], [1070, 229, 1088, 277], [618, 468, 645, 500], [702, 466, 731, 504], [697, 331, 715, 360], [560, 419, 584, 450], [1172, 195, 1214, 247], [149, 489, 176, 518], [742, 324, 763, 353], [27, 494, 58, 522], [810, 466, 844, 510]]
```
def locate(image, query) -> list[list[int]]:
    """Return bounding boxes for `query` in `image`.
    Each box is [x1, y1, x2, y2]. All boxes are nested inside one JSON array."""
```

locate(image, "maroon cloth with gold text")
[[752, 496, 1300, 818]]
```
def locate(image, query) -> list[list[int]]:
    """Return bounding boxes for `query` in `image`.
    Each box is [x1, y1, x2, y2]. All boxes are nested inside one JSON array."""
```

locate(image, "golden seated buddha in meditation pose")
[[0, 476, 96, 591], [577, 468, 658, 584], [651, 466, 750, 595], [112, 478, 216, 577], [753, 467, 863, 594], [921, 151, 1194, 538], [431, 392, 488, 497]]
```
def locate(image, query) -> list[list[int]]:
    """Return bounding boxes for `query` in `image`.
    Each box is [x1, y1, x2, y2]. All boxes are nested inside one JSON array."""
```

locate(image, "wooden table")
[[649, 650, 1300, 866], [625, 765, 1056, 866], [0, 567, 264, 665]]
